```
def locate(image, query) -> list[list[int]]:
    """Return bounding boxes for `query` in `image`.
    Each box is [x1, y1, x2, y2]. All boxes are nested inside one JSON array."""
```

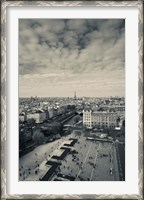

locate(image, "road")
[[117, 143, 125, 180], [90, 151, 98, 181], [76, 142, 92, 178], [64, 114, 82, 126]]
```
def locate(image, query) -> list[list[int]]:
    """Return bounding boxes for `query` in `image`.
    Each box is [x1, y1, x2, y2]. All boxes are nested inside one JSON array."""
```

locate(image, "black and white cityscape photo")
[[19, 19, 125, 181]]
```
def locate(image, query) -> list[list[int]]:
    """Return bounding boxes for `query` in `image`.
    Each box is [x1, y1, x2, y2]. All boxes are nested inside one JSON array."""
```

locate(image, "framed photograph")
[[1, 0, 143, 199]]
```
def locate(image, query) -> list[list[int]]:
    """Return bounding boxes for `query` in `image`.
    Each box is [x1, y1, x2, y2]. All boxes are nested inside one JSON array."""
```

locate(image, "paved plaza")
[[19, 130, 120, 181]]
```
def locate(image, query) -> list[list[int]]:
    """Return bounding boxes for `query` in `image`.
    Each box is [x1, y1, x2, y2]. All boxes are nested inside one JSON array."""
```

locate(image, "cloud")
[[19, 19, 125, 97]]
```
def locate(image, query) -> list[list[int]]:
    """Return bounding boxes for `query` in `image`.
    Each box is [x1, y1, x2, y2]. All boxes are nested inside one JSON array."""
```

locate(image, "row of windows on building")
[[84, 117, 117, 121], [83, 110, 122, 128], [84, 122, 116, 128]]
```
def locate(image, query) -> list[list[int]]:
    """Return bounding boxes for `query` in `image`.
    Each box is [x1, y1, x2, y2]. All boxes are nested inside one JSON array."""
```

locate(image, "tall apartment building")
[[83, 110, 123, 128], [83, 110, 92, 128]]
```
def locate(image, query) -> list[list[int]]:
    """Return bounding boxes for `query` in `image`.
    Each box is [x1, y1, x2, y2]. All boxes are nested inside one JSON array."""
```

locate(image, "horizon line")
[[19, 96, 125, 98]]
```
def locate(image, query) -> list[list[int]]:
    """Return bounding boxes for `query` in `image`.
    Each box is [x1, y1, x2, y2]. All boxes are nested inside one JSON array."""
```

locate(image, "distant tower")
[[74, 91, 76, 100]]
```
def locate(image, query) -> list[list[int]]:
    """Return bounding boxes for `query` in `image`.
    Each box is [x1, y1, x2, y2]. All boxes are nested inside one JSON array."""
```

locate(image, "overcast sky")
[[19, 19, 125, 97]]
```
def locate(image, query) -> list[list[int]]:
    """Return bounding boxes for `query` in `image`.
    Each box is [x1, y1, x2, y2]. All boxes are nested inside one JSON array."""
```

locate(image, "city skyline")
[[19, 94, 125, 98], [19, 19, 125, 97]]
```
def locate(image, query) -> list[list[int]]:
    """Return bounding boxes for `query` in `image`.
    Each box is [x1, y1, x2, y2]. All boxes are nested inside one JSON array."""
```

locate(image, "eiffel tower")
[[74, 91, 76, 100]]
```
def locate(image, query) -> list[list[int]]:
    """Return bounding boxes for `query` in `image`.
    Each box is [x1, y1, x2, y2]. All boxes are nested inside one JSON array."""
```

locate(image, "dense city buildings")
[[19, 95, 125, 181]]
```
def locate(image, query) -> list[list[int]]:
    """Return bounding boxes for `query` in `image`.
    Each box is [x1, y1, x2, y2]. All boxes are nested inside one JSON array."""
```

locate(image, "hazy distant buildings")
[[101, 105, 125, 112]]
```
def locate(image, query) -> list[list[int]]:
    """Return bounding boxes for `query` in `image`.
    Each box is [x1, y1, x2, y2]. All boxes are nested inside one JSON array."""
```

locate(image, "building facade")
[[83, 110, 123, 128], [83, 110, 92, 128], [19, 115, 25, 122], [48, 108, 57, 119], [26, 112, 46, 123]]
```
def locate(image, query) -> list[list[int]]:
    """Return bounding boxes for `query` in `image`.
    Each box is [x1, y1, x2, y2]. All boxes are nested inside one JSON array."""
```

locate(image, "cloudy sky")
[[19, 19, 125, 97]]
